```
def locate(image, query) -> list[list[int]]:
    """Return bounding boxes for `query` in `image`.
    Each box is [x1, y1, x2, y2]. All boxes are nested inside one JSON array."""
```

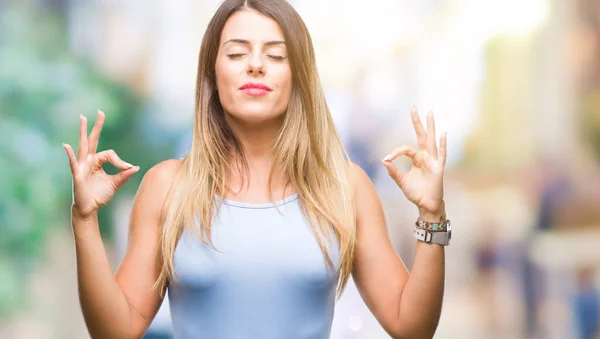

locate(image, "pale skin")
[[64, 9, 447, 339]]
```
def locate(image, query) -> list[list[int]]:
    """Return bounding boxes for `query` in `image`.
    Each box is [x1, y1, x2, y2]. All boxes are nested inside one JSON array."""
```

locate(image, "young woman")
[[63, 1, 450, 338]]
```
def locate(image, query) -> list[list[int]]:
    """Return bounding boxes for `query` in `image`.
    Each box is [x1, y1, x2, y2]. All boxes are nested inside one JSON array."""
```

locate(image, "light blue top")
[[168, 193, 340, 339]]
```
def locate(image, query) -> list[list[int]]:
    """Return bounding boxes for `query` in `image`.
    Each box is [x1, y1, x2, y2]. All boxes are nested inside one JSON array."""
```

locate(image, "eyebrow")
[[222, 38, 286, 47]]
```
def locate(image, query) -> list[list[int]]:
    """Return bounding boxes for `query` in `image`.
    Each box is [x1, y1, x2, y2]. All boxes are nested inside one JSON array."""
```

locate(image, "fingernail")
[[382, 155, 391, 161], [125, 162, 133, 168]]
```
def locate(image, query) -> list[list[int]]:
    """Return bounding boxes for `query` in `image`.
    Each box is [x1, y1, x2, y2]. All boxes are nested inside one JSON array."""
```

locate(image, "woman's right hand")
[[63, 110, 140, 219]]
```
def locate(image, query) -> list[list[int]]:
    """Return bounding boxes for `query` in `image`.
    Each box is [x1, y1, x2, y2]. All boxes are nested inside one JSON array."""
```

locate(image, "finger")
[[382, 145, 418, 162], [426, 111, 438, 158], [88, 110, 105, 154], [95, 149, 134, 171], [78, 115, 89, 161], [110, 166, 140, 190], [438, 132, 448, 167], [410, 107, 427, 150], [382, 159, 406, 187], [63, 143, 78, 174]]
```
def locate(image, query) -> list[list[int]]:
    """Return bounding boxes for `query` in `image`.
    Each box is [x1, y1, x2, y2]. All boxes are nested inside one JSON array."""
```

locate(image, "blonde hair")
[[154, 0, 356, 299]]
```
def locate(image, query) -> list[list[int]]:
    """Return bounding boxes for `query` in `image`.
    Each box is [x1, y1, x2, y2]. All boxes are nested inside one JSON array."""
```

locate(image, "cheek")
[[274, 68, 293, 105], [214, 60, 230, 92], [215, 58, 243, 94]]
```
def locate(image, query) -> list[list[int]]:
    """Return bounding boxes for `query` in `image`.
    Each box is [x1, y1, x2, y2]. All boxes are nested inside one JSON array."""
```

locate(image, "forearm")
[[394, 209, 446, 339], [72, 211, 133, 339]]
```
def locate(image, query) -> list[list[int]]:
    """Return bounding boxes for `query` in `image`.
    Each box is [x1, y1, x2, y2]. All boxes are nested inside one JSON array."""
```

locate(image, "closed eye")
[[227, 54, 286, 61], [227, 53, 246, 59]]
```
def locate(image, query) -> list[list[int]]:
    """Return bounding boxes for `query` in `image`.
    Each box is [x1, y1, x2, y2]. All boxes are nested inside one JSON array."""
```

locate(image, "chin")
[[228, 104, 284, 125]]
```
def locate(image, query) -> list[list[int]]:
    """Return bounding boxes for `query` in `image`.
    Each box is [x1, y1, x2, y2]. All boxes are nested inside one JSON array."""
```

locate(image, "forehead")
[[220, 10, 285, 44]]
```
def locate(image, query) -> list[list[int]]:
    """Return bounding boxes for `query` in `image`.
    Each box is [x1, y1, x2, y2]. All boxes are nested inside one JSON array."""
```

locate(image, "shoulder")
[[346, 161, 386, 228], [346, 161, 374, 192], [143, 158, 183, 185], [346, 161, 380, 209], [135, 158, 184, 207]]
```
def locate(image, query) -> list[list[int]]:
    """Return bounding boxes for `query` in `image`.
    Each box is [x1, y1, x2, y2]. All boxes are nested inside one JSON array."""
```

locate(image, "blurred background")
[[1, 0, 600, 338]]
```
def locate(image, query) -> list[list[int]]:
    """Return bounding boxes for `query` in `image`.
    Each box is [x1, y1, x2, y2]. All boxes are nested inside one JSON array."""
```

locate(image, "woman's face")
[[215, 10, 292, 125]]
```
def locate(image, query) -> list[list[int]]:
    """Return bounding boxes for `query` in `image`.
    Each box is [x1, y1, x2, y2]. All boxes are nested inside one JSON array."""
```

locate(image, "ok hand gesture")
[[382, 107, 447, 215], [63, 111, 139, 219]]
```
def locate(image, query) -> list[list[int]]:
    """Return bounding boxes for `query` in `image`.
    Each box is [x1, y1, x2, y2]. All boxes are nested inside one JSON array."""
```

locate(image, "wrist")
[[418, 204, 446, 222], [71, 205, 99, 223], [414, 202, 451, 246]]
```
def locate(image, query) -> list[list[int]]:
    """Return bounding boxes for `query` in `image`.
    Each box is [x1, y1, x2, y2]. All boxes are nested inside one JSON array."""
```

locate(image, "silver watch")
[[413, 221, 452, 246]]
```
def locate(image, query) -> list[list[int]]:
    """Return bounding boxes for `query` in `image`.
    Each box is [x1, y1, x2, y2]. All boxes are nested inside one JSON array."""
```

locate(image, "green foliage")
[[0, 5, 176, 317]]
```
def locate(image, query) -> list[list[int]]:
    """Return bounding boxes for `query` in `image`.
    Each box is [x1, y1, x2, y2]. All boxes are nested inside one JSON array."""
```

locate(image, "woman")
[[63, 1, 450, 338]]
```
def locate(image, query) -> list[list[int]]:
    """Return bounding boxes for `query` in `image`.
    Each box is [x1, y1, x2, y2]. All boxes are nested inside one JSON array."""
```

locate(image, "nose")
[[247, 53, 265, 76]]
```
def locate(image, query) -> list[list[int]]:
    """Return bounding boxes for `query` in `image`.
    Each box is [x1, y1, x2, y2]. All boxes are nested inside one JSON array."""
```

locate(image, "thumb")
[[382, 160, 406, 187], [110, 166, 140, 190]]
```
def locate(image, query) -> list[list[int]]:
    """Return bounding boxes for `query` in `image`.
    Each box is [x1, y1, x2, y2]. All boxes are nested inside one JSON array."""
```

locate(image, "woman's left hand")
[[381, 107, 447, 217]]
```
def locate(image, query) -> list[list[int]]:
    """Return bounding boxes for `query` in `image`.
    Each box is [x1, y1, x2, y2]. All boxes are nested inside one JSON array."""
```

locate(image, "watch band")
[[413, 224, 452, 246], [415, 217, 450, 232]]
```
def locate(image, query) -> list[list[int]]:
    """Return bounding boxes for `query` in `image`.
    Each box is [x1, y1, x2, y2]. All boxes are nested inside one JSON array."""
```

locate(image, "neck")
[[226, 114, 283, 162], [223, 114, 291, 200]]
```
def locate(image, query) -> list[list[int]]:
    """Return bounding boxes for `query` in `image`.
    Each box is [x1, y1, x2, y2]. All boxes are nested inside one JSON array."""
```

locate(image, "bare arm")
[[350, 164, 445, 339], [352, 108, 449, 338], [73, 160, 179, 339], [73, 212, 132, 339], [114, 159, 181, 338], [65, 111, 180, 338]]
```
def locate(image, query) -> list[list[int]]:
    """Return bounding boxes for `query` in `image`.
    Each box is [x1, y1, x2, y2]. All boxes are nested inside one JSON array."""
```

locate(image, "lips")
[[239, 82, 272, 96]]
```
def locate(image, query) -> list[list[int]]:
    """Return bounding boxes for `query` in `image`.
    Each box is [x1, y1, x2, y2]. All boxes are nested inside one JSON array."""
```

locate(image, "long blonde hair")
[[154, 0, 356, 299]]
